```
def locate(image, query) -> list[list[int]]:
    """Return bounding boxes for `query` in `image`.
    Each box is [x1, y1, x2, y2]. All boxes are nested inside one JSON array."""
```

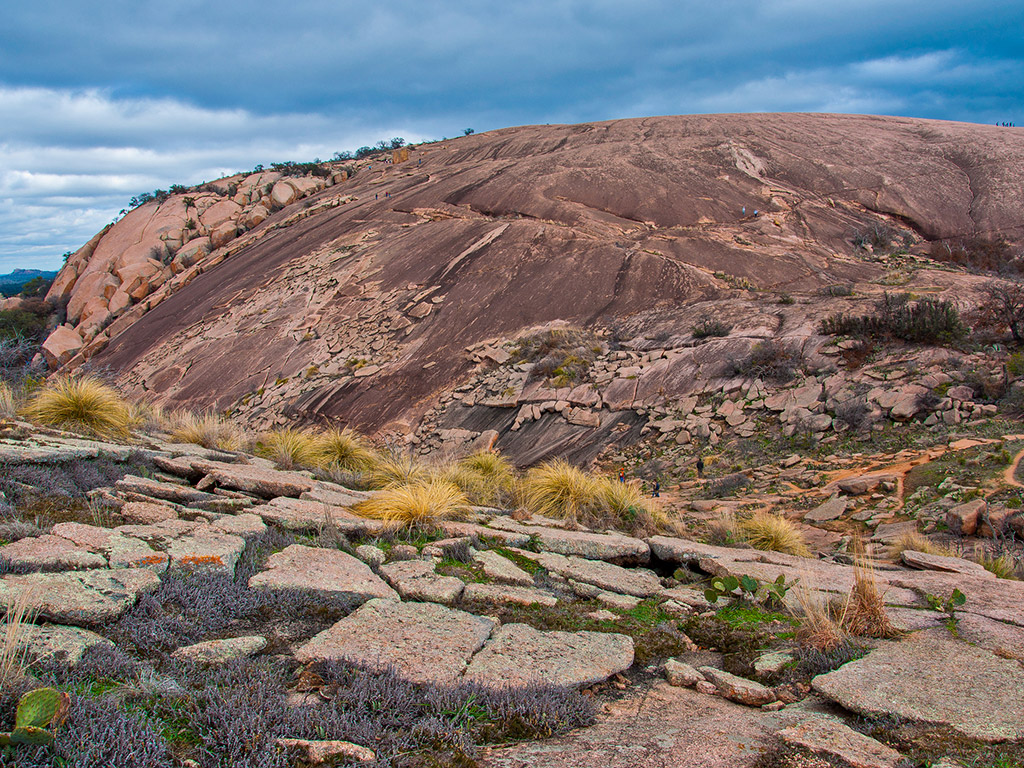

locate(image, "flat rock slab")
[[472, 549, 534, 586], [296, 599, 496, 685], [804, 496, 847, 523], [813, 629, 1024, 742], [900, 549, 993, 578], [172, 635, 267, 665], [488, 519, 649, 563], [484, 679, 793, 768], [464, 623, 633, 689], [249, 545, 398, 604], [379, 559, 465, 605], [17, 623, 114, 666], [115, 475, 223, 505], [0, 534, 108, 571], [532, 551, 661, 597], [461, 582, 558, 608], [118, 501, 179, 524], [210, 512, 267, 540], [164, 530, 246, 576], [193, 459, 315, 498], [887, 569, 1024, 628], [778, 718, 903, 768], [255, 497, 383, 535], [0, 568, 160, 626]]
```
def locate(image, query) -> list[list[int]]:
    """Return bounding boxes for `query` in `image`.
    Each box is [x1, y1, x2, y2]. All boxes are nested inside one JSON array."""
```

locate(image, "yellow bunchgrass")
[[367, 453, 432, 489], [169, 411, 247, 451], [519, 458, 603, 525], [889, 531, 954, 559], [126, 401, 169, 433], [705, 511, 742, 547], [256, 426, 320, 469], [443, 451, 517, 507], [842, 542, 902, 639], [312, 427, 377, 472], [976, 550, 1019, 580], [352, 479, 471, 529], [739, 511, 811, 557], [21, 375, 130, 439], [1, 588, 38, 687], [519, 458, 664, 534], [0, 381, 17, 418]]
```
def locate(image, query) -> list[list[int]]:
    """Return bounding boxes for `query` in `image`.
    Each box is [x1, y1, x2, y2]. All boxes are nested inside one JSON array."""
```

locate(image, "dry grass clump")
[[889, 531, 954, 559], [1, 588, 37, 686], [520, 459, 602, 525], [352, 479, 471, 529], [0, 381, 18, 418], [440, 451, 516, 507], [842, 545, 902, 639], [793, 582, 848, 653], [21, 375, 131, 439], [256, 426, 320, 469], [519, 458, 663, 535], [126, 401, 169, 433], [312, 427, 377, 473], [739, 512, 811, 557], [704, 510, 742, 547], [367, 453, 432, 489], [169, 411, 247, 451], [976, 550, 1019, 580]]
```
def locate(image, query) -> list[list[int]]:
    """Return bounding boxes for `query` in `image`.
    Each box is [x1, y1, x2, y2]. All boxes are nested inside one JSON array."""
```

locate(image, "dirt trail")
[[1002, 442, 1024, 489]]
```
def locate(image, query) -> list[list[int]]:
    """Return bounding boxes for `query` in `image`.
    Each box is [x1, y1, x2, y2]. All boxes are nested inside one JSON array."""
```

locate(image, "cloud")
[[0, 1, 1021, 270]]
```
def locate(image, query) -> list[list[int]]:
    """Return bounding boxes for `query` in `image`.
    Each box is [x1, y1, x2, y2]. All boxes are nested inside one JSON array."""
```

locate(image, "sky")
[[1, 0, 1022, 273]]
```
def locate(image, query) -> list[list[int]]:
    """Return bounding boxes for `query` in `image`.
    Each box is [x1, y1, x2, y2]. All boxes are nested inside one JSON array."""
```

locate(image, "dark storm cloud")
[[1, 0, 1022, 269]]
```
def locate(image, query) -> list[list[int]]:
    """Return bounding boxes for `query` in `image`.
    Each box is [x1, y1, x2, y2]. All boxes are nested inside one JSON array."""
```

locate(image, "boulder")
[[664, 659, 705, 687], [813, 629, 1024, 742], [804, 495, 847, 523], [41, 325, 84, 368], [210, 221, 238, 249], [900, 550, 993, 578], [172, 635, 267, 665], [946, 499, 985, 536], [0, 568, 160, 626], [378, 559, 465, 605], [777, 718, 904, 768], [697, 667, 776, 707], [193, 460, 315, 498], [249, 545, 398, 604], [295, 599, 495, 685], [276, 739, 375, 765], [461, 582, 558, 608], [270, 181, 298, 208], [464, 623, 634, 689]]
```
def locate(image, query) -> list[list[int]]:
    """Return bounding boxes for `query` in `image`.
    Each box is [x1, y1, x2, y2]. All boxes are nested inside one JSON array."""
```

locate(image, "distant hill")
[[0, 269, 57, 297]]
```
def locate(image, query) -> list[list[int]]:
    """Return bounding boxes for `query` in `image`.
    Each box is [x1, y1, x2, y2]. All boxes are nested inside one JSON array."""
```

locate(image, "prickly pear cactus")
[[10, 726, 55, 746], [15, 688, 61, 729]]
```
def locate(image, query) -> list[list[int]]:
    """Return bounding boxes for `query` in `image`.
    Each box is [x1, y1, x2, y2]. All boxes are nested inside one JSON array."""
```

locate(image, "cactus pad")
[[15, 688, 61, 730], [11, 726, 55, 746]]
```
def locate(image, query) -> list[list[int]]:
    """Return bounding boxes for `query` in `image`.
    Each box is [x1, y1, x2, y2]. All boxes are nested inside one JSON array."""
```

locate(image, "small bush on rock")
[[691, 318, 732, 339], [21, 376, 130, 439], [820, 292, 967, 346], [353, 479, 471, 529], [740, 512, 811, 557], [730, 340, 806, 383]]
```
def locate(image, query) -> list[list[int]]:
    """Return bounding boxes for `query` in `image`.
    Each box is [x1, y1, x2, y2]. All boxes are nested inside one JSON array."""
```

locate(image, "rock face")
[[295, 599, 496, 685], [812, 629, 1024, 743], [65, 114, 1024, 454]]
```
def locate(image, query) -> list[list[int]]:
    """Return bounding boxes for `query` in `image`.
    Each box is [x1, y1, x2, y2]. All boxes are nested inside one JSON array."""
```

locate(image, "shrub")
[[510, 328, 601, 384], [169, 411, 246, 451], [0, 310, 46, 343], [823, 284, 854, 297], [834, 398, 873, 431], [975, 550, 1019, 580], [353, 480, 471, 529], [703, 472, 750, 498], [739, 512, 810, 557], [519, 459, 602, 526], [889, 531, 954, 559], [691, 318, 732, 339], [21, 376, 130, 439], [841, 548, 902, 638], [928, 236, 1020, 273], [366, 453, 432, 489], [851, 223, 905, 253], [0, 382, 16, 418], [820, 292, 967, 345], [704, 511, 742, 546], [597, 479, 666, 536], [450, 452, 516, 507], [730, 340, 805, 383], [311, 427, 376, 472], [256, 426, 319, 469]]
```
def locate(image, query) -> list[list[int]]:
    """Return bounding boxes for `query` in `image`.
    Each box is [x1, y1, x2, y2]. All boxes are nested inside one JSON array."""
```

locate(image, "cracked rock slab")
[[0, 534, 108, 571], [461, 582, 558, 608], [17, 623, 114, 666], [812, 629, 1024, 742], [295, 599, 496, 685], [532, 551, 661, 597], [379, 559, 465, 605], [778, 718, 903, 768], [464, 623, 634, 689], [0, 568, 161, 626], [249, 545, 398, 604]]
